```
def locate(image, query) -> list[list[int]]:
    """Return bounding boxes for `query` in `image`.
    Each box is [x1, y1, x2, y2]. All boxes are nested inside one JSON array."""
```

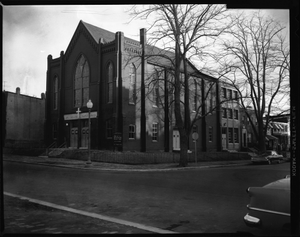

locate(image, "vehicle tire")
[[277, 159, 281, 164], [268, 159, 272, 165]]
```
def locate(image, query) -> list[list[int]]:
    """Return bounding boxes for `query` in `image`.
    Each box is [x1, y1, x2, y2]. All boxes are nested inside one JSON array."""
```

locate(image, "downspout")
[[216, 81, 222, 151], [201, 78, 207, 152], [140, 28, 146, 152], [164, 69, 169, 152], [116, 32, 124, 151]]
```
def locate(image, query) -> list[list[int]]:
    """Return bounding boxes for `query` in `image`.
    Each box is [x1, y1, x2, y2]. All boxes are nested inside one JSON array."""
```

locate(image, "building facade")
[[45, 20, 222, 153], [219, 82, 240, 151], [2, 87, 45, 149]]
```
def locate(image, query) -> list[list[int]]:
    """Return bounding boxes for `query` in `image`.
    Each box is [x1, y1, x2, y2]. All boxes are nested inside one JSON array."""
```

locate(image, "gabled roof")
[[82, 21, 116, 43], [71, 20, 217, 80]]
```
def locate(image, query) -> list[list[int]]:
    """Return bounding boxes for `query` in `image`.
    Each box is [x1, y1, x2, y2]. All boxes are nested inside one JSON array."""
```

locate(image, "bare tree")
[[129, 4, 229, 166], [208, 11, 290, 153]]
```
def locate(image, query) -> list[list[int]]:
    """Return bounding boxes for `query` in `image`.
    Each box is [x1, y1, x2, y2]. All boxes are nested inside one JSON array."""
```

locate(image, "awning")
[[265, 135, 279, 141]]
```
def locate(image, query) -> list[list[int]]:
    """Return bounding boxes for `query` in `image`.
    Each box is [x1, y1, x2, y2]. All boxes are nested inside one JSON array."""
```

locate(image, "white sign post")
[[192, 132, 199, 164]]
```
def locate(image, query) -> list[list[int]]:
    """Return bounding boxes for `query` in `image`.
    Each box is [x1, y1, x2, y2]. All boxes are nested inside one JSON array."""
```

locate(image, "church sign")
[[64, 112, 97, 120]]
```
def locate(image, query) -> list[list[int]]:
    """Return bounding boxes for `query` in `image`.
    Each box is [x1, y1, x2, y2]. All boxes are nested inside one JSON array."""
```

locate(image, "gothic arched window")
[[53, 76, 58, 110], [74, 55, 89, 107], [107, 62, 113, 103], [129, 64, 136, 104]]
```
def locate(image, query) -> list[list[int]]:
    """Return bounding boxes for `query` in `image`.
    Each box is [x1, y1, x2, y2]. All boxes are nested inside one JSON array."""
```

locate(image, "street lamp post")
[[86, 99, 93, 166]]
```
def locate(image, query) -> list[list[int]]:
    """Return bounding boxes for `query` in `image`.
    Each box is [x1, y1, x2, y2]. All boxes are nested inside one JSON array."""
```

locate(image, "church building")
[[45, 20, 222, 152]]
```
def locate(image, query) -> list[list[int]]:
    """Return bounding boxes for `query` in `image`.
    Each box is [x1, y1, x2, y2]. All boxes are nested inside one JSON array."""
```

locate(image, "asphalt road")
[[3, 160, 290, 235]]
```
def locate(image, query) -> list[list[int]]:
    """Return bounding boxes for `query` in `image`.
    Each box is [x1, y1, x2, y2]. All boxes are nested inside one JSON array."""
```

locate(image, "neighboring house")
[[239, 108, 289, 152], [240, 107, 259, 150], [266, 114, 290, 152], [45, 20, 222, 152], [2, 87, 45, 150], [219, 82, 240, 151]]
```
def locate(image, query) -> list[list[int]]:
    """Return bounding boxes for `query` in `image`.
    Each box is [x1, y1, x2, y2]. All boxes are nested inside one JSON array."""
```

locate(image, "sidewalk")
[[3, 154, 252, 171]]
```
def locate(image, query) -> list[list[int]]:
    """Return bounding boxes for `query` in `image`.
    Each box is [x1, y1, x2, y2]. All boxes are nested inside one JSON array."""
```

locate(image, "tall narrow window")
[[234, 128, 239, 143], [228, 109, 233, 119], [129, 124, 136, 139], [153, 80, 159, 107], [222, 108, 227, 118], [74, 55, 89, 107], [106, 119, 113, 139], [53, 122, 57, 139], [234, 109, 239, 120], [152, 123, 158, 142], [229, 89, 232, 100], [208, 126, 213, 142], [234, 91, 238, 100], [192, 80, 198, 112], [107, 62, 113, 103], [53, 76, 58, 110], [129, 64, 136, 104], [222, 88, 227, 99], [228, 128, 233, 143]]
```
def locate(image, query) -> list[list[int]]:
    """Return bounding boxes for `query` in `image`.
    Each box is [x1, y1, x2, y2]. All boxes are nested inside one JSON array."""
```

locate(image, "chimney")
[[16, 87, 20, 95]]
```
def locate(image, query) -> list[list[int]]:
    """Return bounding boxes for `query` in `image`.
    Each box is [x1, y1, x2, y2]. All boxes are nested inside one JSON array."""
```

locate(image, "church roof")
[[79, 20, 216, 80], [82, 21, 116, 43]]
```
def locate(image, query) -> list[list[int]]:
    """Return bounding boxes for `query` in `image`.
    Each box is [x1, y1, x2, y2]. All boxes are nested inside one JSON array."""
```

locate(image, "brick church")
[[45, 20, 222, 152]]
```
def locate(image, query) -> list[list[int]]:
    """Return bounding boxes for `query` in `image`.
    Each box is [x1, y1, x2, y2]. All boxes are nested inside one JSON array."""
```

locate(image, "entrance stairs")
[[39, 141, 68, 158]]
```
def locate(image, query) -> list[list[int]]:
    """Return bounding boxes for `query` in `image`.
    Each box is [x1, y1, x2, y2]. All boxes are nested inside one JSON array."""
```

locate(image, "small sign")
[[113, 133, 122, 147], [192, 132, 199, 141], [64, 112, 97, 121]]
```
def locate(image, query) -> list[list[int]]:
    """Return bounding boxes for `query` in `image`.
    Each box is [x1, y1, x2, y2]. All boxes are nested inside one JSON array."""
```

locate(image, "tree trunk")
[[179, 128, 188, 167]]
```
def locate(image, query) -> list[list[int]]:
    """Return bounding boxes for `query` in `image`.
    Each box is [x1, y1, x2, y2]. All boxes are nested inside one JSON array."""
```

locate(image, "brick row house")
[[219, 82, 240, 151], [45, 20, 225, 153], [2, 88, 45, 151]]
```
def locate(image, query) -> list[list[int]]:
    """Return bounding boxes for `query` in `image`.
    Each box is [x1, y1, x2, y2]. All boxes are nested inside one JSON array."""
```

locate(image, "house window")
[[129, 64, 136, 104], [153, 81, 159, 107], [234, 128, 239, 143], [192, 80, 198, 112], [222, 87, 227, 99], [229, 89, 232, 100], [228, 109, 233, 119], [74, 55, 89, 107], [152, 123, 158, 142], [248, 133, 252, 143], [222, 108, 227, 118], [228, 128, 233, 143], [234, 109, 239, 120], [107, 62, 113, 103], [53, 76, 58, 110], [129, 124, 135, 139], [234, 91, 238, 100], [106, 119, 113, 139], [208, 126, 213, 142]]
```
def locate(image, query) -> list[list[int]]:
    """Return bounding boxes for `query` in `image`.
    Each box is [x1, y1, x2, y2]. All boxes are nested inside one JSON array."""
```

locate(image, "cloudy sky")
[[3, 5, 289, 97]]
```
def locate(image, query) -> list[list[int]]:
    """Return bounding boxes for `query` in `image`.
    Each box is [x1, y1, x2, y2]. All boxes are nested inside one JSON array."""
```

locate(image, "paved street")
[[3, 195, 152, 234], [3, 155, 291, 235]]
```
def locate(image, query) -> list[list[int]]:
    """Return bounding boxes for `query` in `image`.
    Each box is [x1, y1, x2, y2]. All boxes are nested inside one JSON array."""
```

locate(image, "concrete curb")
[[3, 158, 252, 172]]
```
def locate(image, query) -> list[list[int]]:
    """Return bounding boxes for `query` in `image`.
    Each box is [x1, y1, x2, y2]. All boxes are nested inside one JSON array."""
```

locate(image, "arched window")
[[53, 76, 58, 110], [129, 64, 136, 104], [74, 55, 89, 107], [107, 62, 113, 103]]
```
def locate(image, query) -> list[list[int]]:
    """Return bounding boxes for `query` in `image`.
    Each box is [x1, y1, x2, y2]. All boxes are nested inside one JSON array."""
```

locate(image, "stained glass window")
[[108, 62, 113, 103], [74, 55, 89, 107], [129, 64, 136, 104]]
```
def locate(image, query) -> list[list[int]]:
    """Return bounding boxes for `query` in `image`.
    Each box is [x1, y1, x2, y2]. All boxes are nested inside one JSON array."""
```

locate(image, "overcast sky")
[[2, 5, 289, 97]]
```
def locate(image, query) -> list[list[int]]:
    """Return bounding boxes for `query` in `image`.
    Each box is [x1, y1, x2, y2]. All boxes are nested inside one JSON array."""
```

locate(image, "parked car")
[[244, 175, 290, 232], [251, 150, 283, 164]]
